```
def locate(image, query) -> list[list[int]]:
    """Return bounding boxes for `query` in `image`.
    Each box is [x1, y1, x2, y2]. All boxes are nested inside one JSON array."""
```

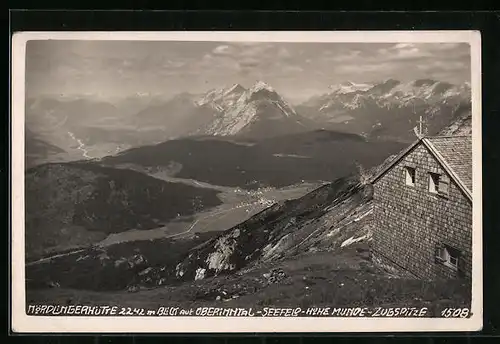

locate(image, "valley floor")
[[26, 244, 470, 317], [96, 180, 323, 247]]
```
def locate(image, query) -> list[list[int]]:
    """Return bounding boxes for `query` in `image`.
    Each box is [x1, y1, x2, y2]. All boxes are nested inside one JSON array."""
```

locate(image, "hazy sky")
[[26, 40, 471, 103]]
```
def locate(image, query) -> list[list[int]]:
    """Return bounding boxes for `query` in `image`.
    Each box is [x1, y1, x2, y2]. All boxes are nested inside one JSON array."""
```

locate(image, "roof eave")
[[421, 138, 473, 203], [369, 138, 422, 184], [370, 136, 473, 203]]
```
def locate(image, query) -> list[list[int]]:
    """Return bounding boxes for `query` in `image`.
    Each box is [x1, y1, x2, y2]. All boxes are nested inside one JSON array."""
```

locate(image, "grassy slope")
[[26, 245, 470, 316], [26, 231, 222, 291]]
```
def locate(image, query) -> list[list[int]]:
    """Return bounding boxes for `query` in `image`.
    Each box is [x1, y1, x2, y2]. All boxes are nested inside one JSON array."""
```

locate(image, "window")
[[404, 166, 416, 186], [435, 244, 460, 270], [429, 172, 439, 193], [428, 172, 450, 197]]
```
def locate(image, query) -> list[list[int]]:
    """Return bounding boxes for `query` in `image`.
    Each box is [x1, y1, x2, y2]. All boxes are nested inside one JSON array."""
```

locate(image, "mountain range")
[[192, 81, 313, 139], [24, 77, 472, 255], [297, 79, 471, 142], [24, 127, 406, 262], [98, 130, 405, 190], [25, 112, 472, 310], [25, 78, 471, 166], [23, 77, 472, 259], [25, 127, 67, 168]]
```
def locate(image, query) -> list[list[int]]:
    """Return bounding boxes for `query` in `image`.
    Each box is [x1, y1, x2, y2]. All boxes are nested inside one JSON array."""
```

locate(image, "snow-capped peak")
[[460, 81, 471, 91], [223, 83, 246, 96], [195, 83, 248, 111], [250, 80, 275, 93], [192, 80, 303, 137], [329, 81, 374, 94]]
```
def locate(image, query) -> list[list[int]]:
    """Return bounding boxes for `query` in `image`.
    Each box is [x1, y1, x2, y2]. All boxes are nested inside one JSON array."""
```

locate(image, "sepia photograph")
[[11, 31, 482, 333]]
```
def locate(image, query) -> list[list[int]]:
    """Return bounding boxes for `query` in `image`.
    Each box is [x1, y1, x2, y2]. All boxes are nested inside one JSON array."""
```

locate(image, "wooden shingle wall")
[[372, 143, 472, 280]]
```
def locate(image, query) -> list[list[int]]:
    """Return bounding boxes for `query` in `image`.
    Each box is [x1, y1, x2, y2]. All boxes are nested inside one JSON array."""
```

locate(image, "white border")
[[11, 30, 483, 333]]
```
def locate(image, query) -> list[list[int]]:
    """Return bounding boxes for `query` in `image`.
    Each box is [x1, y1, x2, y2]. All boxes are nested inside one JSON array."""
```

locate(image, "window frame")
[[428, 172, 450, 198], [437, 174, 450, 198], [428, 172, 440, 194], [435, 244, 460, 271], [404, 166, 416, 187]]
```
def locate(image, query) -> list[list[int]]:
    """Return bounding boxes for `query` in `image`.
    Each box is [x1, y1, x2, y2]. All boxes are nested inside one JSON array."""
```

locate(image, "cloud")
[[54, 65, 87, 78], [309, 42, 471, 85], [393, 43, 415, 49], [377, 43, 431, 60], [282, 65, 304, 73], [238, 43, 276, 60], [325, 50, 362, 62], [239, 57, 260, 68], [168, 60, 186, 68], [377, 42, 469, 62], [212, 45, 232, 55], [417, 60, 467, 72], [25, 40, 472, 99], [277, 47, 292, 59], [198, 43, 294, 77], [398, 47, 425, 58], [430, 42, 466, 51], [202, 53, 213, 61], [335, 62, 394, 75]]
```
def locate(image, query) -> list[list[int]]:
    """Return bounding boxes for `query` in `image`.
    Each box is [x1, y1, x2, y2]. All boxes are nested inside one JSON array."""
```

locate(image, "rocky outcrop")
[[438, 111, 472, 136]]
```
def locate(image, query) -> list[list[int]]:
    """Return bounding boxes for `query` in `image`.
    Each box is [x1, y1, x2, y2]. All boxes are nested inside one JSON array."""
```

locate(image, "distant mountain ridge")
[[297, 78, 471, 142], [25, 81, 315, 164], [328, 81, 374, 95], [25, 127, 68, 168], [192, 81, 313, 139], [25, 78, 471, 166], [99, 129, 406, 190]]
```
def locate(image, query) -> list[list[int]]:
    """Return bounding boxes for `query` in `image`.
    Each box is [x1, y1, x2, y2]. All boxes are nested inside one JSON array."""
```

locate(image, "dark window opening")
[[429, 172, 450, 197], [404, 166, 416, 186], [435, 244, 460, 271]]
